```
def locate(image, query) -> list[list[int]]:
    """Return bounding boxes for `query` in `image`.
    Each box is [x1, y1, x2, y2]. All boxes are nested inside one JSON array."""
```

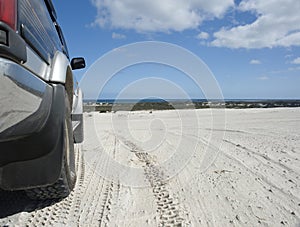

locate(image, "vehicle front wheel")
[[26, 93, 76, 200]]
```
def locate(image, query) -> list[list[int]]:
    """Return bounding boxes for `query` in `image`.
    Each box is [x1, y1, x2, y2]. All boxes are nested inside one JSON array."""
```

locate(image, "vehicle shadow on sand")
[[0, 189, 58, 218]]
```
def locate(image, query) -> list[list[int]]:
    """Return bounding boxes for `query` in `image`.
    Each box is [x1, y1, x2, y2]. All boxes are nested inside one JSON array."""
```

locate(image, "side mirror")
[[71, 57, 86, 70]]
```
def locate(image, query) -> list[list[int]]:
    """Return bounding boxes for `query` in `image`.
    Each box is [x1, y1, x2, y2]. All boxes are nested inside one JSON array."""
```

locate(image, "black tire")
[[26, 93, 76, 200]]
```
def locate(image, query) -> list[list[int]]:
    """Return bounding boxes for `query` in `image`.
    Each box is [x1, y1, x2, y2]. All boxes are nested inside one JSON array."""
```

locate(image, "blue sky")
[[53, 0, 300, 99]]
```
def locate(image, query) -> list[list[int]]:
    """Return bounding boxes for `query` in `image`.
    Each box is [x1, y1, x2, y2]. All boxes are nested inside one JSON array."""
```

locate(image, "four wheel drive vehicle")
[[0, 0, 85, 199]]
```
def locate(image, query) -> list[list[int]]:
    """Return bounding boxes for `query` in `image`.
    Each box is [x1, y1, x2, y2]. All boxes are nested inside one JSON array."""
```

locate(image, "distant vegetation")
[[84, 100, 300, 112]]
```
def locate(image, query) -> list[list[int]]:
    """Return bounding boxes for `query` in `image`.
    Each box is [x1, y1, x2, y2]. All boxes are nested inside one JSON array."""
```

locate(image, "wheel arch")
[[49, 51, 74, 108], [65, 66, 74, 108]]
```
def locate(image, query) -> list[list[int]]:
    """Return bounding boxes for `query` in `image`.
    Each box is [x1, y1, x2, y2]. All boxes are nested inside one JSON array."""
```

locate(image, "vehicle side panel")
[[18, 0, 62, 64]]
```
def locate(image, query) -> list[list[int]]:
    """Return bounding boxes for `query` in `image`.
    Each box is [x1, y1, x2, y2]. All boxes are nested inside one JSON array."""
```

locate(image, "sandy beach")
[[1, 108, 299, 226]]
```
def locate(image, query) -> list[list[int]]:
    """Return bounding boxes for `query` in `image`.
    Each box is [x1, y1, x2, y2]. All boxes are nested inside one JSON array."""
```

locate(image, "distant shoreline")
[[83, 99, 300, 112], [84, 98, 300, 104]]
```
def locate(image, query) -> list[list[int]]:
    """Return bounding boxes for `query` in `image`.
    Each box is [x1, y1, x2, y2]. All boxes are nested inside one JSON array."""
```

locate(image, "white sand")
[[1, 108, 299, 226]]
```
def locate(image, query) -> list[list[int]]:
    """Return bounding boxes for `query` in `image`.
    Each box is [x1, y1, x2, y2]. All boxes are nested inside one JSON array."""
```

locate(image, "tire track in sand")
[[78, 133, 120, 226], [120, 137, 187, 227]]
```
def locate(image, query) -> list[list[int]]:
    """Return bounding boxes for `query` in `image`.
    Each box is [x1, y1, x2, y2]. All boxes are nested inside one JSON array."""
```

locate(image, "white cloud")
[[258, 76, 269, 80], [91, 0, 234, 32], [212, 0, 300, 48], [285, 54, 293, 59], [288, 66, 300, 71], [92, 0, 300, 49], [196, 32, 209, 40], [112, 32, 126, 39], [250, 59, 261, 64], [291, 57, 300, 64]]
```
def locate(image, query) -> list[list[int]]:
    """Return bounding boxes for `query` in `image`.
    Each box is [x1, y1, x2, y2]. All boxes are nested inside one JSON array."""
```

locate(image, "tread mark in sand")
[[82, 136, 120, 226], [120, 137, 187, 226], [78, 144, 111, 225], [99, 181, 120, 226]]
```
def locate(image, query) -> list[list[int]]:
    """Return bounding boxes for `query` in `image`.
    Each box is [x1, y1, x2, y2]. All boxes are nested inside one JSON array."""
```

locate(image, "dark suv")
[[0, 0, 85, 199]]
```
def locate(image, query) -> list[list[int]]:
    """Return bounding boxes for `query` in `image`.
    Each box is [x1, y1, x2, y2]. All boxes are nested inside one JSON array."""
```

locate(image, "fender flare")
[[49, 51, 70, 84], [50, 51, 74, 107]]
